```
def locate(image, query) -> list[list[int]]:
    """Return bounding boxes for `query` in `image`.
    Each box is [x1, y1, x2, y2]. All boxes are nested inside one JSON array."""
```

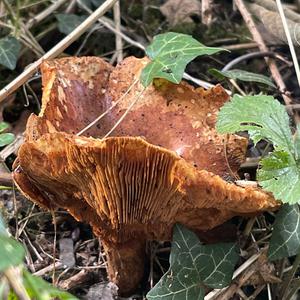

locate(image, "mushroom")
[[13, 56, 278, 295]]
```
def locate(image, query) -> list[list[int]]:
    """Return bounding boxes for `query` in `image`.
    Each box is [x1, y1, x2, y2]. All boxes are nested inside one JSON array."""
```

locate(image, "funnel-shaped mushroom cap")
[[14, 56, 278, 295]]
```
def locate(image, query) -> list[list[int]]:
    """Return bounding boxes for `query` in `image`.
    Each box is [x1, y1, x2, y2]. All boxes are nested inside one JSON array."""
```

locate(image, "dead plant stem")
[[233, 0, 295, 113], [281, 251, 300, 299], [27, 0, 68, 29], [276, 0, 300, 88], [4, 267, 30, 300], [113, 1, 123, 62]]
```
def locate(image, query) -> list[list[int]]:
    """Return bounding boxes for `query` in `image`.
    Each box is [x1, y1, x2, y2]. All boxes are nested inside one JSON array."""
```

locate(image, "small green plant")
[[0, 213, 78, 300], [217, 94, 300, 260]]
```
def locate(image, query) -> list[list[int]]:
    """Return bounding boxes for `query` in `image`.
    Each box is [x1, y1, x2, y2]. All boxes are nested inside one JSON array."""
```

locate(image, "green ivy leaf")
[[217, 95, 293, 152], [0, 236, 25, 271], [147, 224, 238, 300], [268, 204, 300, 260], [23, 270, 79, 300], [0, 133, 14, 147], [56, 14, 87, 35], [209, 68, 276, 88], [140, 32, 224, 87], [0, 36, 21, 70]]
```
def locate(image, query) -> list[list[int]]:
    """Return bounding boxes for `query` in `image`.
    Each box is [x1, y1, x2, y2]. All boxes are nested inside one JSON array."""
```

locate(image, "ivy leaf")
[[0, 133, 14, 147], [209, 68, 276, 88], [0, 36, 21, 70], [56, 14, 87, 35], [217, 95, 293, 152], [23, 270, 79, 300], [268, 204, 300, 260], [0, 236, 25, 271], [147, 224, 238, 300], [140, 32, 224, 87]]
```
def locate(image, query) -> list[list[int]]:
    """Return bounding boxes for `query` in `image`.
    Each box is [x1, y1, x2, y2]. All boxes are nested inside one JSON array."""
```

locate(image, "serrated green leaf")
[[140, 32, 224, 87], [147, 224, 238, 300], [0, 36, 21, 70], [23, 270, 79, 300], [217, 95, 293, 152], [216, 94, 300, 204], [268, 204, 300, 260], [0, 122, 9, 133], [257, 151, 300, 204], [56, 14, 87, 35], [0, 236, 25, 271], [0, 133, 14, 147], [209, 68, 276, 88]]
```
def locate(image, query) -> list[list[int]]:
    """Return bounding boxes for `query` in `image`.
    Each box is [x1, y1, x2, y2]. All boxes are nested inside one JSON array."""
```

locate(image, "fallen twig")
[[27, 0, 68, 29], [0, 0, 118, 103], [0, 171, 13, 187], [113, 1, 123, 62]]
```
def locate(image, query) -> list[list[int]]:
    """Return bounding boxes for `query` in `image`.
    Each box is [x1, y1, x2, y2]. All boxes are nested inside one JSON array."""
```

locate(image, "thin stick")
[[113, 1, 123, 62], [202, 0, 214, 26], [76, 78, 139, 136], [27, 0, 68, 29], [51, 209, 57, 285], [104, 87, 146, 138], [0, 172, 13, 187], [234, 0, 293, 107], [0, 0, 118, 103], [281, 251, 300, 299], [276, 0, 300, 88], [4, 267, 30, 300]]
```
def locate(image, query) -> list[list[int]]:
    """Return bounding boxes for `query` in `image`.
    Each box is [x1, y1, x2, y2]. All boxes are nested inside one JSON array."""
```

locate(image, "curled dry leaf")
[[13, 56, 279, 295], [160, 0, 201, 27]]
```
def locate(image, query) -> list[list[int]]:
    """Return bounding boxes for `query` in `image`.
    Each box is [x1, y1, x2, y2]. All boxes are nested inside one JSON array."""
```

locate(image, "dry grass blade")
[[276, 0, 300, 88]]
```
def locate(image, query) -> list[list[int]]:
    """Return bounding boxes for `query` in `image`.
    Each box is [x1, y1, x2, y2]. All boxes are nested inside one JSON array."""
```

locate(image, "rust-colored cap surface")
[[13, 56, 279, 295]]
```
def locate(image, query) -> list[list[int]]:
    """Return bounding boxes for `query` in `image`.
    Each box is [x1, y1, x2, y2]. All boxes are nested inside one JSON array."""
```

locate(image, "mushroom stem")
[[102, 239, 146, 296]]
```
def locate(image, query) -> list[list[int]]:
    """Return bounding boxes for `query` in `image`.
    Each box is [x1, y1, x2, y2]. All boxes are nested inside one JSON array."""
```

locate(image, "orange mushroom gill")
[[13, 56, 279, 295]]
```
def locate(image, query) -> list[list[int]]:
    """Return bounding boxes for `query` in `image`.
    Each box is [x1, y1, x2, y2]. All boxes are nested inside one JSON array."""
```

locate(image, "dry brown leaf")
[[160, 0, 201, 26], [248, 2, 300, 45]]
